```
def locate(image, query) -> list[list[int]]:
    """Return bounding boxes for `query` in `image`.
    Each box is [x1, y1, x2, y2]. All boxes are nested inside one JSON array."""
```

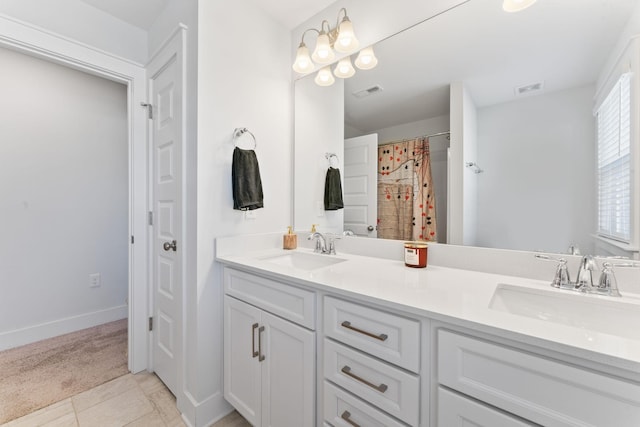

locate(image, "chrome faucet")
[[307, 232, 336, 255], [536, 254, 639, 297]]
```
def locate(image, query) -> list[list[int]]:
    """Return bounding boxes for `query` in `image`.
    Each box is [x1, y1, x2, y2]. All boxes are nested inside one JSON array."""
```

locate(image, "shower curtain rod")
[[395, 131, 450, 142], [425, 131, 450, 138]]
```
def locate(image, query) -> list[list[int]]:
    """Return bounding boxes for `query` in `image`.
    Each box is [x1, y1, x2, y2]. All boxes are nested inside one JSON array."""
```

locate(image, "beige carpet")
[[0, 319, 128, 424]]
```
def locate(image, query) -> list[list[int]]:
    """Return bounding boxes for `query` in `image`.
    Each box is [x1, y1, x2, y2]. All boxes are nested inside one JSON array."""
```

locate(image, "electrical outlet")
[[89, 273, 101, 288], [244, 210, 257, 220]]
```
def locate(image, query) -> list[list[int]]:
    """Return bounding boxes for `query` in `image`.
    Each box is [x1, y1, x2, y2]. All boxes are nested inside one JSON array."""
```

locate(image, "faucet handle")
[[595, 262, 622, 297], [534, 254, 571, 289]]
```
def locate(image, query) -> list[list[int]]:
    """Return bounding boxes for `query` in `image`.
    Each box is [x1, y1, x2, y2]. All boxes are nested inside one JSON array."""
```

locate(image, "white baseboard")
[[179, 390, 232, 427], [0, 305, 128, 352]]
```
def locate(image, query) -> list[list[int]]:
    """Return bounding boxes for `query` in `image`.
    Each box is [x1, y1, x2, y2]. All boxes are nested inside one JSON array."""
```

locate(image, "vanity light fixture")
[[503, 0, 537, 12], [293, 8, 378, 86], [334, 57, 356, 79], [354, 46, 378, 70], [315, 66, 336, 86]]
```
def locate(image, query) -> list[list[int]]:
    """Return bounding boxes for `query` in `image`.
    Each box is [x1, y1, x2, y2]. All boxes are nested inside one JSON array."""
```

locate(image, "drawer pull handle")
[[251, 323, 259, 358], [341, 321, 388, 341], [258, 325, 265, 362], [341, 366, 388, 393], [341, 410, 360, 427]]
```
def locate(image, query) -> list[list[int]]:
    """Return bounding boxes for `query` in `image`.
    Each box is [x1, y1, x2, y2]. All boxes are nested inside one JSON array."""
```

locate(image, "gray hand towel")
[[232, 147, 264, 210], [324, 167, 344, 210]]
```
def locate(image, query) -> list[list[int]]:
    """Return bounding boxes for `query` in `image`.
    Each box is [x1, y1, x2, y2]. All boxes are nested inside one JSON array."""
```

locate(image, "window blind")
[[597, 72, 631, 242]]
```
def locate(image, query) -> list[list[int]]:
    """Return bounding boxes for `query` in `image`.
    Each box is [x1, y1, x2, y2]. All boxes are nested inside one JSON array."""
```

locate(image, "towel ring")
[[325, 152, 339, 167], [233, 127, 257, 149]]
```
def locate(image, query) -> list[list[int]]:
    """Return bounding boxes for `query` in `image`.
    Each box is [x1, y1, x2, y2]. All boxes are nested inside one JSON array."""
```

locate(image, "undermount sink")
[[489, 284, 640, 340], [261, 251, 347, 271]]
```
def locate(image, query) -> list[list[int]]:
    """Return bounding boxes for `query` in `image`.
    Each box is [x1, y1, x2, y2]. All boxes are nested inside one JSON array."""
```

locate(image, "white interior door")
[[344, 134, 378, 237], [149, 34, 183, 396]]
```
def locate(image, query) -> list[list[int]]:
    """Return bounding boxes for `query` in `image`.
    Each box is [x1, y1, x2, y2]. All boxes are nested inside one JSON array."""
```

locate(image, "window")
[[596, 73, 632, 242]]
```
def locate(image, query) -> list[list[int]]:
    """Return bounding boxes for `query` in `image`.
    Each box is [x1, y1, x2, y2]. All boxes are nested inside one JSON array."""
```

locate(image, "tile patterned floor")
[[1, 372, 251, 427]]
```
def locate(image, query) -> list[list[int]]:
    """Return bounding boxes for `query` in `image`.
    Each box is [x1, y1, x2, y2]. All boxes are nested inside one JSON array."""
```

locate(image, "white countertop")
[[216, 246, 640, 373]]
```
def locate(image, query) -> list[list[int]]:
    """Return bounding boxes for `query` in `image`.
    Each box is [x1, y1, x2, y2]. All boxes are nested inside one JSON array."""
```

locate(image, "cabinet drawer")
[[224, 267, 315, 329], [324, 381, 409, 427], [438, 387, 535, 426], [324, 296, 420, 372], [438, 330, 640, 427], [324, 339, 419, 426]]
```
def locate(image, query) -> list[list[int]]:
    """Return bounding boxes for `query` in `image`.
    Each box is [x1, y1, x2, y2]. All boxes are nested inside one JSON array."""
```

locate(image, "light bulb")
[[334, 17, 359, 53], [333, 57, 355, 79], [314, 66, 335, 86], [355, 46, 378, 70], [292, 42, 314, 74], [311, 32, 335, 64], [502, 0, 537, 12]]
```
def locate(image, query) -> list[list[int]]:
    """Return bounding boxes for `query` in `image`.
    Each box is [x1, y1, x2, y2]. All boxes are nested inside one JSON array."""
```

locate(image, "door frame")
[[0, 15, 149, 372], [146, 25, 186, 393]]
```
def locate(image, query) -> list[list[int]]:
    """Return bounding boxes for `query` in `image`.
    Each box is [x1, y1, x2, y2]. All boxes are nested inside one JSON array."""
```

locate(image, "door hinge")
[[131, 235, 134, 244], [148, 211, 153, 226], [140, 102, 153, 120], [148, 317, 153, 331]]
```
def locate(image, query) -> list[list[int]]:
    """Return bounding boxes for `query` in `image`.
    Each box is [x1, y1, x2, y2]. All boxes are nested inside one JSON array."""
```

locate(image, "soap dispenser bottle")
[[283, 226, 297, 250]]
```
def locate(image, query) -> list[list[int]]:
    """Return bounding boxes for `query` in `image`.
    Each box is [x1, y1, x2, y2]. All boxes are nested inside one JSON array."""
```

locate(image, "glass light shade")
[[311, 32, 335, 64], [503, 0, 537, 12], [334, 17, 359, 53], [292, 42, 314, 74], [334, 57, 355, 79], [314, 66, 335, 86], [355, 46, 378, 70]]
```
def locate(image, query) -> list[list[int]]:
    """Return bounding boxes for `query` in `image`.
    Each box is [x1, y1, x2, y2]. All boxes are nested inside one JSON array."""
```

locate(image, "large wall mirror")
[[294, 0, 639, 256]]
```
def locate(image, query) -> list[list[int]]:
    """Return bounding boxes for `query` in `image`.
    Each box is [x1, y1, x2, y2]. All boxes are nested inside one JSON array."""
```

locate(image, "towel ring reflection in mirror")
[[233, 127, 257, 150], [465, 162, 483, 174], [325, 152, 339, 168]]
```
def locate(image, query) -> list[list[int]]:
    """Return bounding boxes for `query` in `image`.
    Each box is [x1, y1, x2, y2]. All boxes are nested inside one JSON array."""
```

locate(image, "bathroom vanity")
[[217, 235, 640, 427]]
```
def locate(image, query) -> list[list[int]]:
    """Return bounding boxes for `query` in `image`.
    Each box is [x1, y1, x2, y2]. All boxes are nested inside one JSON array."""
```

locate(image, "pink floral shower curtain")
[[377, 137, 437, 241]]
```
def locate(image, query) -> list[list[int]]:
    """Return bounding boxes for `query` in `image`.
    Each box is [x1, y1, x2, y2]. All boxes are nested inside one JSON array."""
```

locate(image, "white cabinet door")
[[225, 295, 316, 427], [261, 311, 315, 427], [224, 296, 262, 426]]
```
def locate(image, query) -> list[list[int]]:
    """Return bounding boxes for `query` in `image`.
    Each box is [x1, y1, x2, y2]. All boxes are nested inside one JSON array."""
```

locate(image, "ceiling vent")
[[352, 85, 384, 98], [514, 81, 544, 96]]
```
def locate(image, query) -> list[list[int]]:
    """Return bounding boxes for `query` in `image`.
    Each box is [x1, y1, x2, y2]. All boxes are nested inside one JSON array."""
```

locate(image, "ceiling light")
[[503, 0, 537, 12], [334, 57, 356, 79], [355, 46, 378, 70]]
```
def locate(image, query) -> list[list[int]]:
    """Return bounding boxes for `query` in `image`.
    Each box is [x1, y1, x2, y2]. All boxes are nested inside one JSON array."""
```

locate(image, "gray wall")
[[0, 47, 128, 348], [476, 84, 596, 254]]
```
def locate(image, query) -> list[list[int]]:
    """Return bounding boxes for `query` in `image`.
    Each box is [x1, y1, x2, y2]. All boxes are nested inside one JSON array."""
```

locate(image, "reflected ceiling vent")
[[352, 85, 384, 98], [514, 81, 544, 96]]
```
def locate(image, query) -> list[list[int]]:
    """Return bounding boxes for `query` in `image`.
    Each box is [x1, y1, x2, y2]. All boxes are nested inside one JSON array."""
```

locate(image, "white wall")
[[198, 0, 292, 425], [0, 46, 128, 349], [449, 82, 478, 245], [476, 85, 596, 254], [295, 76, 345, 234], [461, 86, 478, 246], [0, 0, 147, 64]]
